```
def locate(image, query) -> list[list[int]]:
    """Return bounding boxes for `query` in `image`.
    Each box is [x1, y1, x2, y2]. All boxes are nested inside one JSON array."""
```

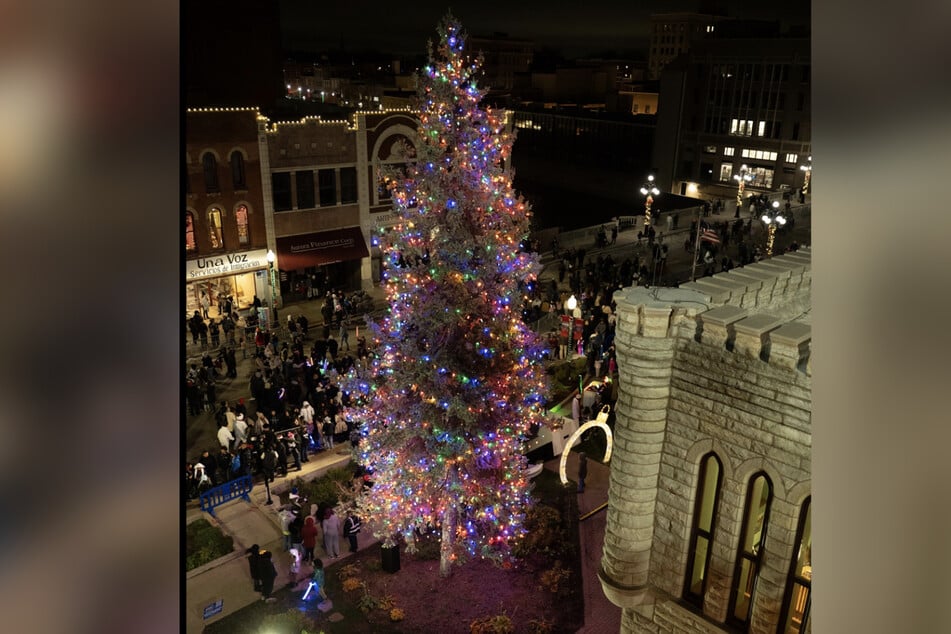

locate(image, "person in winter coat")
[[321, 508, 341, 558], [246, 544, 262, 593], [259, 550, 277, 602], [301, 516, 319, 563]]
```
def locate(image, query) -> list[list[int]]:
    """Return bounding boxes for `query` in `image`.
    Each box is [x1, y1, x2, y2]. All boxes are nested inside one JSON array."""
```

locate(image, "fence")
[[198, 475, 253, 518]]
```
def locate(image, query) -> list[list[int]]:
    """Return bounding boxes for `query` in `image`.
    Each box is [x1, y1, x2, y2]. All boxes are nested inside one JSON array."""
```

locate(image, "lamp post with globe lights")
[[733, 164, 753, 212], [265, 249, 279, 325], [639, 174, 660, 229], [800, 156, 812, 196], [759, 200, 785, 257]]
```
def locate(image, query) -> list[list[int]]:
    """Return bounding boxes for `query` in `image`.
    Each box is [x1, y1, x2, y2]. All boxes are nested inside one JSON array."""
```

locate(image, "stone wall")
[[603, 249, 812, 633]]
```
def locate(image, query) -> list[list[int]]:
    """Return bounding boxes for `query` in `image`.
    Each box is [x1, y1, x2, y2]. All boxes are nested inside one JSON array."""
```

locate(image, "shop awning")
[[275, 227, 370, 271]]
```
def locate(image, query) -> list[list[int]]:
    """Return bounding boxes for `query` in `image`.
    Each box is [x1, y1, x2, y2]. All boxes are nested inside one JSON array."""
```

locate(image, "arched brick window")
[[185, 211, 196, 252], [208, 207, 224, 249], [202, 152, 219, 192], [778, 497, 811, 633], [230, 150, 246, 189], [728, 472, 773, 629], [235, 204, 250, 245]]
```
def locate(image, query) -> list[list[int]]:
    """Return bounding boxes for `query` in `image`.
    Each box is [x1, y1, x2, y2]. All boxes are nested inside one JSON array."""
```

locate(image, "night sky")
[[279, 0, 810, 58]]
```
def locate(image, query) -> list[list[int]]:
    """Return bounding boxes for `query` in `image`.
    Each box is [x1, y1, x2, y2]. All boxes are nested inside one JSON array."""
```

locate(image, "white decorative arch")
[[370, 124, 418, 163], [559, 405, 613, 485], [786, 480, 811, 507], [199, 148, 222, 162], [684, 438, 735, 483], [732, 457, 788, 501]]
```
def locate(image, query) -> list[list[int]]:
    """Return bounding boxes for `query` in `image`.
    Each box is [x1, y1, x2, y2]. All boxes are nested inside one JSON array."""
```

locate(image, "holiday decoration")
[[341, 13, 552, 578]]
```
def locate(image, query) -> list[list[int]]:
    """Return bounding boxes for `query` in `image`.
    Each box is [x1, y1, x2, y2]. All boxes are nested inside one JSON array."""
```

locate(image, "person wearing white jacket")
[[216, 422, 234, 451]]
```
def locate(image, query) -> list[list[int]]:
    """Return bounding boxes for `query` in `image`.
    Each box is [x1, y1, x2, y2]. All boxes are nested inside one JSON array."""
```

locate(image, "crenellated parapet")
[[604, 250, 811, 633]]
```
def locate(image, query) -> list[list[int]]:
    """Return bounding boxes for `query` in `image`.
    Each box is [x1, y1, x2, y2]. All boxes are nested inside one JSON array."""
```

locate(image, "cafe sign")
[[187, 248, 269, 280]]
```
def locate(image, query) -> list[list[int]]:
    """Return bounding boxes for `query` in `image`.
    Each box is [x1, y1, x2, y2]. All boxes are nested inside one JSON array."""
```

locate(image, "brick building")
[[185, 108, 272, 317], [262, 109, 419, 296], [600, 250, 812, 633]]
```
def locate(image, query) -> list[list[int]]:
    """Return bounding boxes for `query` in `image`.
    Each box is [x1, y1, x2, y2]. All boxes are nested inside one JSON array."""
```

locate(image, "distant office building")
[[652, 37, 810, 201], [469, 33, 534, 92], [602, 251, 812, 633], [648, 13, 720, 81]]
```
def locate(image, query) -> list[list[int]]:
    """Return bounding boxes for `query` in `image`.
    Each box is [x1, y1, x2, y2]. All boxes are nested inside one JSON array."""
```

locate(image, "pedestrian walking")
[[339, 323, 350, 351], [322, 508, 341, 558]]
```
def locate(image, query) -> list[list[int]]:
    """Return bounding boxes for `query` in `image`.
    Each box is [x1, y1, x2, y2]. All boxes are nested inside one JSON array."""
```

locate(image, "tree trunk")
[[439, 503, 456, 577]]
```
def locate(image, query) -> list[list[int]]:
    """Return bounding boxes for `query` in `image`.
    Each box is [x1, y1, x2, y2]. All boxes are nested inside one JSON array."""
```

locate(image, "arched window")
[[728, 472, 773, 629], [684, 452, 723, 607], [778, 497, 811, 633], [185, 212, 196, 252], [235, 204, 250, 245], [230, 150, 246, 189], [202, 152, 219, 192], [208, 208, 224, 249]]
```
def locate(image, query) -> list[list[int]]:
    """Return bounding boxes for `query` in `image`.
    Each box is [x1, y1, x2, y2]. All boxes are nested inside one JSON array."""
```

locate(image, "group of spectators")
[[185, 292, 373, 502]]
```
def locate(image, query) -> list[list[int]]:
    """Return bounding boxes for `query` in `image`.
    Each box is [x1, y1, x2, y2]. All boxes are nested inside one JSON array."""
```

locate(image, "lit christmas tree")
[[342, 13, 552, 578]]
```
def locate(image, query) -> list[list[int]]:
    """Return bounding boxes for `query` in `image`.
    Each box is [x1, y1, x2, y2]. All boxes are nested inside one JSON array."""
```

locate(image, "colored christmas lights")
[[340, 13, 552, 575]]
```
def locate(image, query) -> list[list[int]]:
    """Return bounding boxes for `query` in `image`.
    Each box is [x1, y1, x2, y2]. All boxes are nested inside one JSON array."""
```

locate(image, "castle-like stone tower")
[[601, 250, 812, 633]]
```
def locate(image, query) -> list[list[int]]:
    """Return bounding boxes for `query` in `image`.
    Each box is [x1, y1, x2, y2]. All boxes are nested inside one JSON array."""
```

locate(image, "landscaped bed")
[[203, 469, 583, 633], [187, 518, 235, 572]]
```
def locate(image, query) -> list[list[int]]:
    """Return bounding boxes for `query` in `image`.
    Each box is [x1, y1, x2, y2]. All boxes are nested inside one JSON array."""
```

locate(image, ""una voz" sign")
[[187, 248, 269, 280]]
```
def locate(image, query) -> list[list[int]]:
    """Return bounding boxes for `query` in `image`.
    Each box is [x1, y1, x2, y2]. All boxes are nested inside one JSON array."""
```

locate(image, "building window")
[[296, 170, 315, 209], [340, 167, 358, 204], [779, 497, 811, 634], [318, 168, 336, 206], [185, 212, 196, 252], [785, 153, 798, 164], [792, 122, 801, 141], [272, 172, 292, 211], [207, 208, 224, 250], [644, 104, 651, 114], [757, 121, 766, 137], [719, 163, 733, 182], [235, 204, 250, 245], [748, 166, 775, 188], [202, 152, 219, 192], [703, 145, 717, 154], [684, 453, 723, 607], [731, 119, 754, 136], [723, 147, 735, 156], [728, 472, 773, 629], [230, 151, 246, 190]]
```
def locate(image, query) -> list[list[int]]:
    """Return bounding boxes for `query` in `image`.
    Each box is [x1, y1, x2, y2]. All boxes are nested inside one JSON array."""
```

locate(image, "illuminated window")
[[724, 147, 735, 156], [757, 121, 766, 137], [786, 153, 798, 164], [684, 453, 723, 607], [719, 163, 734, 182], [185, 212, 196, 252], [207, 208, 224, 250], [778, 497, 811, 633], [230, 151, 246, 189], [728, 473, 773, 629], [235, 204, 249, 245], [202, 152, 219, 192], [731, 119, 754, 136], [703, 145, 717, 154]]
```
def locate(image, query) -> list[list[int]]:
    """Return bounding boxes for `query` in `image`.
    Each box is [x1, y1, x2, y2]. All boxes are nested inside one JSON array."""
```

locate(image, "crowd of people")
[[185, 291, 372, 502]]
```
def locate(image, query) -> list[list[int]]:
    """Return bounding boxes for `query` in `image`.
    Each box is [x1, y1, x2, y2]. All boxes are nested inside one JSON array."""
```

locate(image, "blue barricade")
[[199, 475, 253, 517]]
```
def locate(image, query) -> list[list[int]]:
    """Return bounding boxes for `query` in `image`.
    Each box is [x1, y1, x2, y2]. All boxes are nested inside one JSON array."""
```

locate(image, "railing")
[[198, 475, 253, 518]]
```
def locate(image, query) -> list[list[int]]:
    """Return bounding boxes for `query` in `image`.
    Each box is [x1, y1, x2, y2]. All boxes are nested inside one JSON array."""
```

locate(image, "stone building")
[[600, 249, 811, 633]]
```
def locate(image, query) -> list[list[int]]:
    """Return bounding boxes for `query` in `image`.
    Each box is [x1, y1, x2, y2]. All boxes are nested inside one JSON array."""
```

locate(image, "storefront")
[[185, 248, 271, 318], [275, 227, 370, 299]]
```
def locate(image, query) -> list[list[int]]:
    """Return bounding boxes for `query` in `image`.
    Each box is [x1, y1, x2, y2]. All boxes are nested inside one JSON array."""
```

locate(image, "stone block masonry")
[[605, 249, 811, 633]]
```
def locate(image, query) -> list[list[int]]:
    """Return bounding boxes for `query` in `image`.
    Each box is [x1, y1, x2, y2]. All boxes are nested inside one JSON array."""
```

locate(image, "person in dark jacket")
[[344, 513, 362, 553], [259, 549, 277, 601], [246, 544, 262, 593]]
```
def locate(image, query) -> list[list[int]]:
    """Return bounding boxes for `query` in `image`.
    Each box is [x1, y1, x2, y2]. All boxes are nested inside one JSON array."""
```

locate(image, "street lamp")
[[639, 174, 660, 228], [799, 156, 812, 195], [266, 249, 279, 325], [733, 164, 753, 210], [759, 200, 785, 257]]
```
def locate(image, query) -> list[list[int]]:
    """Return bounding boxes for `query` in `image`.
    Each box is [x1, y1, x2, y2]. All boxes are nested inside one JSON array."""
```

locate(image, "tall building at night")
[[599, 252, 812, 633], [651, 36, 811, 202]]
